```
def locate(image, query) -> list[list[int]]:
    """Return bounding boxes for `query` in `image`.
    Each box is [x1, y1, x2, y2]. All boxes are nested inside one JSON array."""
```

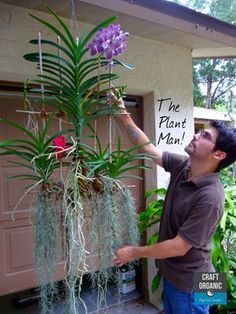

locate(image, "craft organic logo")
[[194, 272, 227, 305]]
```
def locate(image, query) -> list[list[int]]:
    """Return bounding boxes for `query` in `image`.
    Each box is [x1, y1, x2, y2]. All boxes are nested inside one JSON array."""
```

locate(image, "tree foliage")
[[193, 59, 236, 110], [184, 0, 236, 24], [169, 0, 236, 110]]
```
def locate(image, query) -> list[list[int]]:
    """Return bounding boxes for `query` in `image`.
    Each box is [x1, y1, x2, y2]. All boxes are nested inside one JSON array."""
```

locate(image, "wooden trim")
[[0, 81, 24, 92], [138, 96, 149, 302], [125, 94, 149, 301]]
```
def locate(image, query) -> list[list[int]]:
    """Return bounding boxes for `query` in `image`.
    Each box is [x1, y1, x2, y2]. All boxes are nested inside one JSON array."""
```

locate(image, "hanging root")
[[63, 162, 90, 314]]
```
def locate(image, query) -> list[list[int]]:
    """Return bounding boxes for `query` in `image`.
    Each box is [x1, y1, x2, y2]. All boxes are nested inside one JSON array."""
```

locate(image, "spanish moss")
[[34, 184, 62, 314]]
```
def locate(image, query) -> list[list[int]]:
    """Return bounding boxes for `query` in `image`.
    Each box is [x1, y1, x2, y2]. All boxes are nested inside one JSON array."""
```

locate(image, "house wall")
[[0, 3, 194, 309]]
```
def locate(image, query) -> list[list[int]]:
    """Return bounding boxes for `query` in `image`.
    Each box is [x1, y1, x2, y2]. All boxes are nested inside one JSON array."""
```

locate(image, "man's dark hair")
[[211, 120, 236, 171]]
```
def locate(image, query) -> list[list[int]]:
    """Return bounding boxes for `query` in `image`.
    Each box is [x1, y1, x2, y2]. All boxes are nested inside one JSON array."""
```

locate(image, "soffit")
[[1, 0, 236, 57]]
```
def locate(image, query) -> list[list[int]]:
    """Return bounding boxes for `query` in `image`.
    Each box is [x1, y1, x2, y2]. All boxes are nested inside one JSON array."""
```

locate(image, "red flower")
[[53, 136, 70, 159]]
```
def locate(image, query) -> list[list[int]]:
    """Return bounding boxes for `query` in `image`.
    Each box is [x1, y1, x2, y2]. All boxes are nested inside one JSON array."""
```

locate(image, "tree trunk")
[[228, 90, 233, 112], [206, 74, 213, 109]]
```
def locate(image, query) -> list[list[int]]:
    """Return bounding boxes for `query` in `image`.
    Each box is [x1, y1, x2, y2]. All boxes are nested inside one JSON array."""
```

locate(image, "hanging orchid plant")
[[0, 7, 151, 314]]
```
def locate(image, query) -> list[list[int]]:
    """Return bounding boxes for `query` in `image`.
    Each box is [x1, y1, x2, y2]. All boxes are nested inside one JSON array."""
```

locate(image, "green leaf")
[[0, 118, 39, 144], [220, 209, 228, 231], [151, 271, 161, 293], [29, 12, 75, 54], [113, 58, 135, 70], [32, 79, 73, 97], [29, 39, 74, 61], [41, 61, 74, 80], [145, 188, 167, 199], [24, 53, 74, 72], [8, 160, 35, 171], [0, 148, 34, 161], [37, 74, 75, 90], [79, 73, 118, 95], [228, 214, 236, 229], [8, 174, 40, 181], [40, 67, 75, 87], [229, 259, 236, 269], [47, 7, 77, 51], [147, 220, 160, 228], [148, 233, 159, 245], [3, 138, 39, 151], [118, 174, 144, 180], [38, 113, 56, 143], [77, 59, 112, 83], [2, 143, 37, 155]]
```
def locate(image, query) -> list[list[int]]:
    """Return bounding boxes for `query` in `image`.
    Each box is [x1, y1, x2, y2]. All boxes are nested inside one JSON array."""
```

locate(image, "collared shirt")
[[158, 152, 224, 292]]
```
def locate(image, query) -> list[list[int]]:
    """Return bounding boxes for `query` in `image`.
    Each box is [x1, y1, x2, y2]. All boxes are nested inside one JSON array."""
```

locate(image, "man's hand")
[[113, 245, 137, 267], [109, 86, 163, 167], [109, 86, 128, 114], [113, 236, 192, 266]]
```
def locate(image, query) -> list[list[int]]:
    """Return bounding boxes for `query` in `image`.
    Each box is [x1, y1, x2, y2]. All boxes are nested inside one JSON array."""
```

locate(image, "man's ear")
[[214, 150, 226, 161]]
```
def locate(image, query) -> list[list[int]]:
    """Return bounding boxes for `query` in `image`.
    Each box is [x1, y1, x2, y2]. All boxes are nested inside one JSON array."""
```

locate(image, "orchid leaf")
[[113, 58, 135, 70], [0, 118, 39, 144], [8, 160, 35, 171], [29, 39, 74, 61], [29, 13, 75, 53], [46, 6, 77, 50], [9, 174, 41, 181], [24, 53, 74, 71]]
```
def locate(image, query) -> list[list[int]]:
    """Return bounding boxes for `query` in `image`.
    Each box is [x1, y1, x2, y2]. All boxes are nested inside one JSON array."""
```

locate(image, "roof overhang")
[[1, 0, 236, 58], [194, 107, 231, 122]]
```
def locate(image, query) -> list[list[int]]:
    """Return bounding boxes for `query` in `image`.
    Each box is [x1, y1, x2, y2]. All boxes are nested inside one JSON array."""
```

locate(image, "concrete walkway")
[[96, 298, 160, 313], [0, 289, 161, 314]]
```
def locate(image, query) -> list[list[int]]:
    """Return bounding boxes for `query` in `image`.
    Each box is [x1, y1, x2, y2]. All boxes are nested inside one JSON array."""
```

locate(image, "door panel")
[[0, 219, 66, 295], [0, 160, 34, 221]]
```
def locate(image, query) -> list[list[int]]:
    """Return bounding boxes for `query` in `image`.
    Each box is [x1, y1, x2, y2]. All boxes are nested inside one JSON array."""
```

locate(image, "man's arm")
[[116, 112, 163, 167], [110, 87, 163, 167], [113, 235, 192, 267]]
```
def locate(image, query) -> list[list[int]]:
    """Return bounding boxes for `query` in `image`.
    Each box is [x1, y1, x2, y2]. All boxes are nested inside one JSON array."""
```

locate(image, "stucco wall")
[[0, 3, 194, 309]]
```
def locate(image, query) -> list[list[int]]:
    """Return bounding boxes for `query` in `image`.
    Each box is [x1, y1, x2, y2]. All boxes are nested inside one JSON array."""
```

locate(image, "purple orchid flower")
[[88, 23, 128, 65]]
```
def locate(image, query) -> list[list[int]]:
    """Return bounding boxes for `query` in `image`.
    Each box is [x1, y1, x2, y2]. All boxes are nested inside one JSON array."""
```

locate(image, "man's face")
[[185, 127, 218, 159]]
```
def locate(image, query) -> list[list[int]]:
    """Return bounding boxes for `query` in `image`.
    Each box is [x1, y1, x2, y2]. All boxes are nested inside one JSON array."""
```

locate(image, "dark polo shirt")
[[158, 152, 224, 292]]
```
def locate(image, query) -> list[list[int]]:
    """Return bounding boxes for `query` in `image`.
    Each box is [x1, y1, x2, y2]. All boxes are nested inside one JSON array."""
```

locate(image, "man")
[[112, 93, 236, 314]]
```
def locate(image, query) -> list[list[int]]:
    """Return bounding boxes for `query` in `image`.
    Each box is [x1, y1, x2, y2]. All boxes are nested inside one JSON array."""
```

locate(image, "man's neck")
[[188, 158, 216, 180]]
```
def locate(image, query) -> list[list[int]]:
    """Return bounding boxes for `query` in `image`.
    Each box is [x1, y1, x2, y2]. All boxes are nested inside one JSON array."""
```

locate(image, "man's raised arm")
[[115, 102, 163, 168]]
